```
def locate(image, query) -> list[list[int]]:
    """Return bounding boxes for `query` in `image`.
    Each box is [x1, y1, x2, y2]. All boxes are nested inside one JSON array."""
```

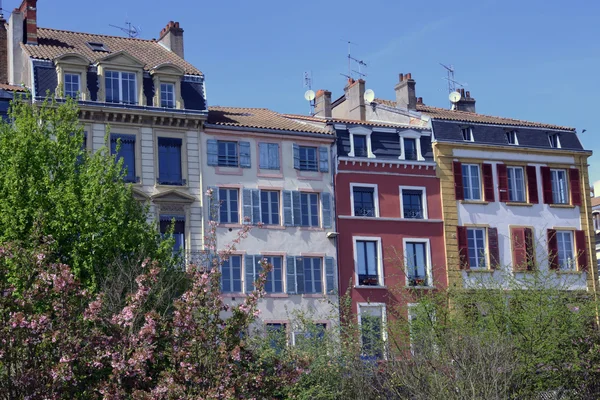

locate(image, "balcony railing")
[[403, 208, 423, 219], [408, 275, 428, 287], [156, 177, 187, 186], [355, 207, 375, 217]]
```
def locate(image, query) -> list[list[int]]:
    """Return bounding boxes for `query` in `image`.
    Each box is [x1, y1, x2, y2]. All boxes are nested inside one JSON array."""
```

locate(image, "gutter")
[[434, 139, 592, 156], [203, 123, 335, 140]]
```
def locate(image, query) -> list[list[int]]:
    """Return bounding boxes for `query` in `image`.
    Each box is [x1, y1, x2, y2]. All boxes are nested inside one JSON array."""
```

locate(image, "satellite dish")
[[364, 89, 375, 103], [304, 90, 316, 101], [449, 91, 461, 103]]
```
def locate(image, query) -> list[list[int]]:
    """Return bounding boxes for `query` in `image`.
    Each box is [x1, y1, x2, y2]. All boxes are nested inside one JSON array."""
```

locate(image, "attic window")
[[506, 130, 518, 145], [548, 133, 561, 148], [461, 127, 473, 142], [87, 42, 108, 52]]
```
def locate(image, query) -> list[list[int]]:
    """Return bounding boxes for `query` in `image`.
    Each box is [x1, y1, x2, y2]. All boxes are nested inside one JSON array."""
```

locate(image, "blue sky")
[[7, 0, 600, 183]]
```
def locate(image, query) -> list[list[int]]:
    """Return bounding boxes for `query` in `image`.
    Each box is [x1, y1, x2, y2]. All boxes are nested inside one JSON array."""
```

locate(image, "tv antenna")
[[0, 0, 4, 19], [109, 20, 142, 38], [341, 40, 368, 81], [303, 71, 315, 115], [440, 63, 467, 93]]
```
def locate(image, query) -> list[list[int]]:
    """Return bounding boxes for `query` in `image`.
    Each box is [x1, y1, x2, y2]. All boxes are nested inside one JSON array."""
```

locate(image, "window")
[[507, 166, 525, 202], [352, 186, 376, 217], [556, 231, 575, 270], [548, 133, 560, 148], [159, 215, 185, 254], [292, 323, 326, 347], [260, 191, 280, 225], [87, 42, 108, 52], [356, 240, 380, 286], [221, 255, 242, 293], [157, 137, 183, 185], [461, 127, 473, 141], [402, 189, 425, 219], [160, 83, 175, 108], [467, 228, 487, 269], [263, 256, 283, 293], [550, 169, 568, 204], [217, 141, 238, 167], [404, 138, 418, 160], [462, 164, 481, 200], [259, 143, 280, 170], [353, 134, 368, 157], [300, 192, 319, 227], [219, 188, 239, 223], [359, 305, 385, 359], [110, 134, 137, 183], [266, 323, 287, 351], [405, 241, 428, 287], [303, 257, 323, 294], [506, 130, 518, 145], [64, 73, 80, 99], [299, 146, 318, 171], [105, 70, 137, 104]]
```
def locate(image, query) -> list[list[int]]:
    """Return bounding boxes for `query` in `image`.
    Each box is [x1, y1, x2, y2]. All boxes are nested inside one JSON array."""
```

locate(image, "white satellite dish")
[[364, 89, 375, 103], [449, 91, 461, 103], [304, 90, 316, 101]]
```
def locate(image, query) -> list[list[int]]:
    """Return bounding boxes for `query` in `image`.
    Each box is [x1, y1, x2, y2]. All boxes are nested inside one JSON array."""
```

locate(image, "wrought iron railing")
[[403, 208, 423, 219], [358, 274, 379, 286]]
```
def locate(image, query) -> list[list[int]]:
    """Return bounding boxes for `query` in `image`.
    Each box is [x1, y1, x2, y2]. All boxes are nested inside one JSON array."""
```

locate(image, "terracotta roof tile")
[[23, 28, 202, 76], [207, 107, 331, 135], [283, 113, 429, 130], [592, 197, 600, 208], [0, 83, 27, 92], [374, 98, 574, 131]]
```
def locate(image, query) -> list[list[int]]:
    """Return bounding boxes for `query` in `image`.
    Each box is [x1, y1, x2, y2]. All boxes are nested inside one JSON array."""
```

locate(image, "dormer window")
[[64, 73, 80, 99], [404, 138, 417, 160], [87, 42, 108, 52], [461, 127, 473, 142], [105, 70, 137, 104], [548, 133, 560, 148], [348, 127, 375, 158], [160, 83, 175, 108], [353, 134, 368, 157], [506, 130, 518, 145]]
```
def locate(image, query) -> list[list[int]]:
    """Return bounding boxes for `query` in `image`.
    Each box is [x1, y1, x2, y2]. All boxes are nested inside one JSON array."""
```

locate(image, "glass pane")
[[353, 135, 368, 157], [404, 138, 417, 160]]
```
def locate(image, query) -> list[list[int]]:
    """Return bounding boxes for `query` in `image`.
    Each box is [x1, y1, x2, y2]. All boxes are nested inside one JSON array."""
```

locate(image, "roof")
[[0, 84, 27, 92], [23, 28, 202, 76], [374, 98, 574, 131], [592, 197, 600, 208], [207, 107, 331, 135], [283, 113, 430, 130]]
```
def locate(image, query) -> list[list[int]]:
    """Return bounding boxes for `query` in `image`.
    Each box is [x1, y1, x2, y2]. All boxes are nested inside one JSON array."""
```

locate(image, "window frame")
[[299, 192, 320, 227], [160, 82, 176, 108], [348, 126, 375, 158], [260, 190, 281, 226], [302, 256, 324, 294], [403, 238, 432, 287], [262, 255, 284, 293], [548, 133, 561, 148], [156, 134, 186, 186], [298, 145, 318, 171], [217, 140, 239, 167], [159, 214, 186, 256], [219, 187, 240, 224], [556, 230, 576, 271], [258, 142, 281, 171], [221, 254, 243, 293], [461, 127, 474, 142], [400, 186, 428, 219], [467, 227, 488, 269], [350, 183, 380, 217], [64, 72, 81, 99], [110, 133, 138, 183], [550, 169, 569, 204], [507, 166, 526, 203], [265, 322, 288, 351], [399, 132, 424, 161], [506, 130, 519, 145], [105, 70, 138, 105], [462, 163, 482, 201], [357, 303, 387, 360], [353, 236, 384, 287]]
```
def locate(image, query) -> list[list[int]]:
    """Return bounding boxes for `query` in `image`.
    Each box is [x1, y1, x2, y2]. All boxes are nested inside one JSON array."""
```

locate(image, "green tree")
[[0, 96, 172, 289]]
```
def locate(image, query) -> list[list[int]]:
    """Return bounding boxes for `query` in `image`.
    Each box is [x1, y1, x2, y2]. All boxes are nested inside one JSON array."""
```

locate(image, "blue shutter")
[[296, 257, 305, 294], [325, 257, 336, 294], [283, 190, 293, 226], [251, 189, 261, 224], [207, 139, 218, 166], [242, 189, 252, 225], [245, 255, 255, 293], [239, 141, 251, 168], [321, 192, 332, 228], [207, 186, 219, 222], [286, 256, 296, 294], [319, 146, 329, 172], [269, 143, 280, 169], [292, 191, 301, 227], [259, 143, 268, 169], [158, 141, 169, 183], [293, 143, 300, 170]]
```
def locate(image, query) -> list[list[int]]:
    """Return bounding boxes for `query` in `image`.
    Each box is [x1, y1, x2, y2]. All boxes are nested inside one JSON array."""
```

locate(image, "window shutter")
[[547, 229, 559, 270], [207, 186, 219, 222], [457, 226, 470, 269], [259, 143, 268, 169], [292, 191, 301, 227], [575, 230, 588, 271], [242, 189, 252, 225], [251, 189, 261, 224], [325, 256, 336, 294], [540, 167, 553, 204], [569, 168, 581, 206], [207, 139, 218, 166], [482, 163, 495, 202], [269, 144, 280, 169], [525, 227, 535, 270], [453, 161, 464, 201], [293, 143, 300, 170], [526, 166, 539, 204], [321, 192, 332, 228], [295, 257, 305, 294], [283, 190, 293, 226], [319, 146, 329, 172], [488, 227, 500, 270], [286, 256, 296, 294], [497, 164, 509, 202], [245, 254, 255, 293], [239, 141, 251, 168], [511, 227, 527, 271]]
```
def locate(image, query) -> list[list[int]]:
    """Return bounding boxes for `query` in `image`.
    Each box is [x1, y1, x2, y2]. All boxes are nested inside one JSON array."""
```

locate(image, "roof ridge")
[[37, 27, 157, 43], [209, 106, 271, 111]]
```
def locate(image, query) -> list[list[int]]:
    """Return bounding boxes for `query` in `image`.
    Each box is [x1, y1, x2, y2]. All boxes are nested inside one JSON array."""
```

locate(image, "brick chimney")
[[455, 89, 476, 113], [313, 89, 332, 118], [17, 0, 37, 45], [344, 78, 365, 120], [395, 72, 417, 111], [158, 21, 184, 59]]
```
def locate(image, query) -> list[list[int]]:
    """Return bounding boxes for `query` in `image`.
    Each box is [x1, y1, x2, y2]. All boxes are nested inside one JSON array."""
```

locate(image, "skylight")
[[87, 42, 108, 52]]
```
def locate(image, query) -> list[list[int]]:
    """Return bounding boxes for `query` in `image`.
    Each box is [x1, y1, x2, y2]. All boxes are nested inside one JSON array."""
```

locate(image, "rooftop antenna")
[[0, 0, 4, 19], [109, 19, 142, 38], [441, 63, 467, 108], [303, 71, 315, 115], [341, 40, 368, 81]]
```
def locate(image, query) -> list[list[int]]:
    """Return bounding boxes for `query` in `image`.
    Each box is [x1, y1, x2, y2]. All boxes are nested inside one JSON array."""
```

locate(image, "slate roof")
[[22, 28, 202, 76], [207, 107, 332, 135], [374, 98, 574, 131]]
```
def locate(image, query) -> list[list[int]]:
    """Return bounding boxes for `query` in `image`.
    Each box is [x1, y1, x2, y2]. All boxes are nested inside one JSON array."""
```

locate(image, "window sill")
[[302, 293, 325, 298], [155, 183, 188, 189], [299, 227, 324, 231], [556, 270, 583, 275], [460, 200, 489, 205], [505, 202, 533, 207], [215, 166, 244, 176], [405, 285, 435, 290], [265, 293, 289, 298], [221, 293, 246, 298], [354, 285, 387, 290], [257, 171, 284, 179], [259, 224, 286, 230], [549, 204, 576, 209], [465, 268, 493, 273], [218, 223, 243, 229]]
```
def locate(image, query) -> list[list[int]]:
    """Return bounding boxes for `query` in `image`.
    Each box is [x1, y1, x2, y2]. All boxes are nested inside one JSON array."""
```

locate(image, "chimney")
[[314, 89, 332, 118], [395, 72, 417, 110], [158, 21, 184, 59], [344, 78, 365, 120], [17, 0, 36, 45], [0, 13, 8, 84], [455, 89, 476, 113]]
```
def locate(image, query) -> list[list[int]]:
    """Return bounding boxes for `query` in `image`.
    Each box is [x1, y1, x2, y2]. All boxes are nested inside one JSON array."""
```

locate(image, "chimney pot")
[[344, 79, 366, 120], [399, 73, 404, 82], [417, 97, 423, 104], [406, 72, 412, 80], [455, 89, 476, 113], [395, 73, 417, 110], [17, 0, 37, 45], [465, 91, 471, 98]]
